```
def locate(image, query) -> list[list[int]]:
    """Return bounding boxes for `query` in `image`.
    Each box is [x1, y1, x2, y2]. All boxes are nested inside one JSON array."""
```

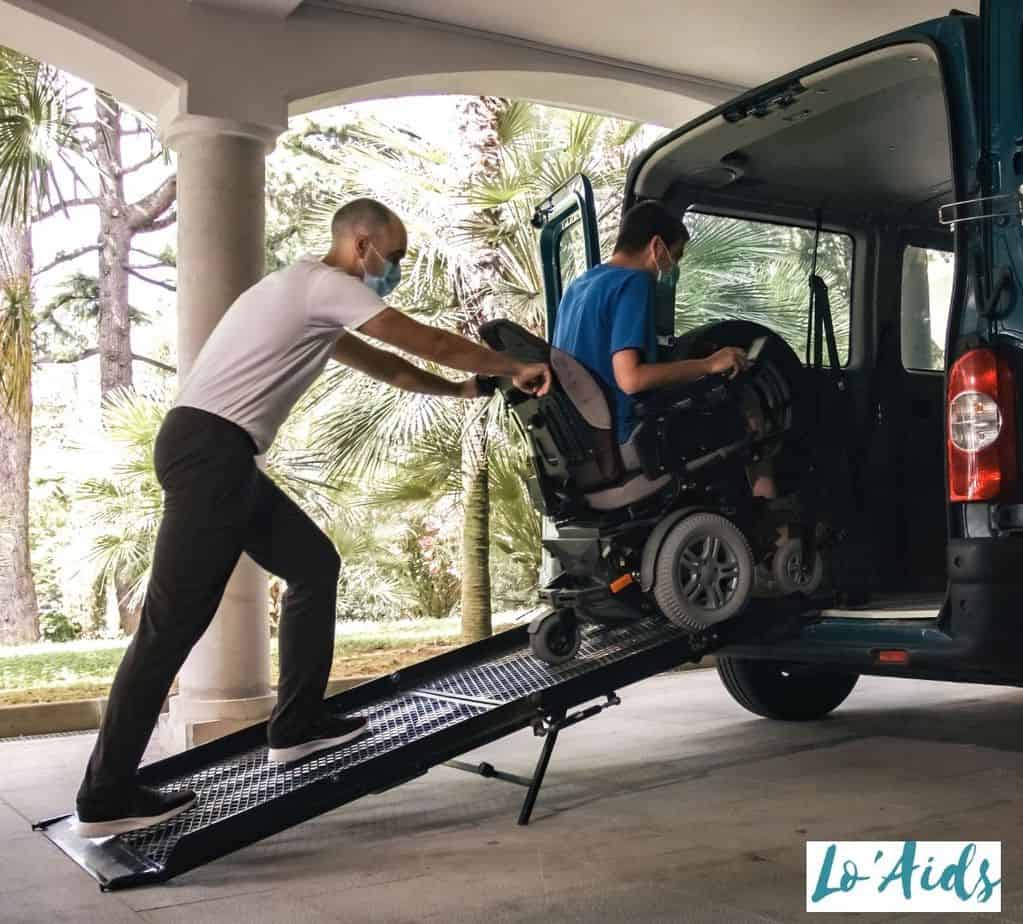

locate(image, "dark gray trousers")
[[79, 406, 339, 796]]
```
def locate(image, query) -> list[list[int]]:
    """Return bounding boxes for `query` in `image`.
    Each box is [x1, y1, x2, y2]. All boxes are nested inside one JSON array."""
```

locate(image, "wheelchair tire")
[[529, 609, 581, 665], [716, 656, 859, 720], [771, 537, 824, 596], [653, 512, 754, 630]]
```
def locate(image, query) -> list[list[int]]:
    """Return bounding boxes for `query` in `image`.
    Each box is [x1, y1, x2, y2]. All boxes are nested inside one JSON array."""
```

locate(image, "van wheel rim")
[[678, 534, 740, 610]]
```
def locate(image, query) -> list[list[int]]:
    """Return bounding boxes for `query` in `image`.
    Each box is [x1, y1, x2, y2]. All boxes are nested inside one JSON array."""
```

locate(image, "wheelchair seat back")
[[480, 319, 672, 517]]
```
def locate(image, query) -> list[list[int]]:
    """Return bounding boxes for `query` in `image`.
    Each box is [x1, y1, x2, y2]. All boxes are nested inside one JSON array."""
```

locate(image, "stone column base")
[[158, 691, 276, 752]]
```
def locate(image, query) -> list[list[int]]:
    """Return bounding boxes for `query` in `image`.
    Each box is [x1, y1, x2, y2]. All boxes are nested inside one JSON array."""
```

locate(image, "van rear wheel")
[[716, 656, 858, 720]]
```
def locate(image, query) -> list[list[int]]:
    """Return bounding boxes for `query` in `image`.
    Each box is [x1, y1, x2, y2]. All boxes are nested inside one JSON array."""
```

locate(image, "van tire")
[[716, 656, 858, 720]]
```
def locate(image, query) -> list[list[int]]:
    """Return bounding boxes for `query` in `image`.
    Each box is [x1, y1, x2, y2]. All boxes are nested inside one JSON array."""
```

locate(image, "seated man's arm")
[[604, 274, 750, 396], [609, 345, 748, 392], [613, 347, 749, 395], [333, 332, 476, 398]]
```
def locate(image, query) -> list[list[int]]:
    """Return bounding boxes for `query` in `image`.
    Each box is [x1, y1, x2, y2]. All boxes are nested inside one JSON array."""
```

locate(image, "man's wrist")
[[498, 357, 525, 377]]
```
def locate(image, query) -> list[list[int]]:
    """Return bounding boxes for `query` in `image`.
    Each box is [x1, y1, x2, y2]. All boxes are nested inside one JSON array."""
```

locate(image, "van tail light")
[[947, 348, 1017, 501]]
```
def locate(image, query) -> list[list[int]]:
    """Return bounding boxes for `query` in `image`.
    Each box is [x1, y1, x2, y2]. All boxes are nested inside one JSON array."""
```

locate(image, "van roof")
[[630, 36, 956, 230]]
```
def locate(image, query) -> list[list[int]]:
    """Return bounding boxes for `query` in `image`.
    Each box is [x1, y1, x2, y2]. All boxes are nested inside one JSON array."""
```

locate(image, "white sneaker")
[[267, 714, 369, 764]]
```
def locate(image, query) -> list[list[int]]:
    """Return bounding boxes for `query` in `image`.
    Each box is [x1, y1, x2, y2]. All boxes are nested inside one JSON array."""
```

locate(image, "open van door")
[[945, 0, 1023, 518], [533, 175, 601, 338], [531, 175, 600, 584]]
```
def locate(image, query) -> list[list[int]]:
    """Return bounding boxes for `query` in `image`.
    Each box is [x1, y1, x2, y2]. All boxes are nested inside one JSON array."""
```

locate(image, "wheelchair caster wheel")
[[529, 609, 581, 665], [771, 538, 824, 596], [653, 512, 754, 630]]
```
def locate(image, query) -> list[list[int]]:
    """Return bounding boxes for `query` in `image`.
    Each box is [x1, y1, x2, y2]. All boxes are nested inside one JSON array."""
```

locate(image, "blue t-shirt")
[[551, 264, 654, 443]]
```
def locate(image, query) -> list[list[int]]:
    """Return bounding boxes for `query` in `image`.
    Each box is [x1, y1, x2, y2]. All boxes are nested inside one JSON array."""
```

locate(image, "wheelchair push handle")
[[475, 374, 500, 397]]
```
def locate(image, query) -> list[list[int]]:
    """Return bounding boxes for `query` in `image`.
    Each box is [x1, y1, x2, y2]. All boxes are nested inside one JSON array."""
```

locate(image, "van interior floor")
[[820, 591, 944, 620]]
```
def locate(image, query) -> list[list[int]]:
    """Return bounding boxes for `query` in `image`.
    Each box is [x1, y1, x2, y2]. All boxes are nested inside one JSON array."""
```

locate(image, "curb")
[[0, 658, 718, 740], [0, 675, 376, 740]]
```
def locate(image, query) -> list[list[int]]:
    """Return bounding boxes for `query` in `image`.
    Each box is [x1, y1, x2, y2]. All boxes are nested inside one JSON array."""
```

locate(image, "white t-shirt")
[[174, 255, 386, 453]]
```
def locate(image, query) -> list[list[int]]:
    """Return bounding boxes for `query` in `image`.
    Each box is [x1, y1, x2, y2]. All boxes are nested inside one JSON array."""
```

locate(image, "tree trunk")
[[460, 414, 491, 642], [95, 89, 166, 635], [95, 90, 133, 401], [456, 96, 506, 641], [0, 225, 39, 644]]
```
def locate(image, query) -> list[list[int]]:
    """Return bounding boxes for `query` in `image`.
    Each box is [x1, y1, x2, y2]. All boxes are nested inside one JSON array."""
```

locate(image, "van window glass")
[[557, 218, 587, 294], [901, 245, 953, 372], [676, 211, 852, 363]]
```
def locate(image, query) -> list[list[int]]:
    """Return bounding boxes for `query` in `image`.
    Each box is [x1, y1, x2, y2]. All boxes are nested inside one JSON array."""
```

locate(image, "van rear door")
[[534, 175, 600, 338], [945, 0, 1023, 524]]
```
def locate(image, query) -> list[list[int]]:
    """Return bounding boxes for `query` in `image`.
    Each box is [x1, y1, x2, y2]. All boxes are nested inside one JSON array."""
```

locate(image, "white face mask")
[[653, 238, 676, 277], [361, 242, 402, 297]]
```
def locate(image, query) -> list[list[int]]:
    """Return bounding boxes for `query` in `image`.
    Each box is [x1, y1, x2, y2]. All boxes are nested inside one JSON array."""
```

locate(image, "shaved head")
[[331, 198, 401, 239], [323, 197, 408, 279]]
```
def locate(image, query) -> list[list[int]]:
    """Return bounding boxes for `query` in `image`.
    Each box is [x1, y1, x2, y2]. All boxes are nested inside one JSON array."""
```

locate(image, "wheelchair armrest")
[[632, 390, 695, 421], [632, 375, 736, 420], [627, 419, 673, 480]]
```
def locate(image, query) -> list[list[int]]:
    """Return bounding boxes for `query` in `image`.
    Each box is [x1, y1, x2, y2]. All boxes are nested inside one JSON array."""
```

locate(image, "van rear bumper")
[[945, 538, 1023, 667], [715, 539, 1023, 682]]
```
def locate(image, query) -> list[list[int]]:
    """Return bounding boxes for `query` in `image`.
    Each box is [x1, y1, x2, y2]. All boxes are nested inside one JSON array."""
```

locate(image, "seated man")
[[551, 200, 775, 497]]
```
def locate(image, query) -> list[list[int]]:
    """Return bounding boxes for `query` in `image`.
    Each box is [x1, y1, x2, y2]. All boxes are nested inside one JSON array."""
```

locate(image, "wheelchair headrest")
[[478, 318, 549, 364], [479, 319, 615, 432]]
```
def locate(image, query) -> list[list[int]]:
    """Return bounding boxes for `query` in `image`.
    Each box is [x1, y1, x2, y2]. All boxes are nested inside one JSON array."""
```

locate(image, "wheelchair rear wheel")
[[653, 512, 755, 630]]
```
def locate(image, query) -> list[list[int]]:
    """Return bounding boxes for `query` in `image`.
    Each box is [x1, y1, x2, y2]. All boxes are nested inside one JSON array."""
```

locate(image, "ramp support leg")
[[444, 692, 621, 825], [517, 717, 561, 825]]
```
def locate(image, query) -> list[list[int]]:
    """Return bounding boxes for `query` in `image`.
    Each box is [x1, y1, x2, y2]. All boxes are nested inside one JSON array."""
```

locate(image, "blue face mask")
[[362, 243, 402, 298]]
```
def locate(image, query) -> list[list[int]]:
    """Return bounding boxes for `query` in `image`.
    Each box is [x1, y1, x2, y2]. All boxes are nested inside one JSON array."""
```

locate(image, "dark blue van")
[[521, 1, 1023, 718]]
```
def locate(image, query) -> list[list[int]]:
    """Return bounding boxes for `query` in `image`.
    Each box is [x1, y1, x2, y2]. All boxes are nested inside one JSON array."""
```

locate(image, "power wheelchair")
[[479, 317, 828, 665]]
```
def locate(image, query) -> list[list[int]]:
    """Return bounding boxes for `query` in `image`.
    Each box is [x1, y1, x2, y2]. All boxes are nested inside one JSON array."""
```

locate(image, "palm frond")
[[310, 364, 465, 484], [0, 56, 79, 224], [495, 100, 535, 147]]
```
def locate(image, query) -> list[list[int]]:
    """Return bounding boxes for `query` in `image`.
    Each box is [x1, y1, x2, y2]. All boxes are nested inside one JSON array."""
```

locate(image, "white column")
[[159, 115, 281, 749]]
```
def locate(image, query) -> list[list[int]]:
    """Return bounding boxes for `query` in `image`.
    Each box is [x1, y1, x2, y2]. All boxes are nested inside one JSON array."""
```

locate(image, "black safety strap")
[[806, 212, 844, 385], [809, 275, 844, 387], [805, 213, 862, 538]]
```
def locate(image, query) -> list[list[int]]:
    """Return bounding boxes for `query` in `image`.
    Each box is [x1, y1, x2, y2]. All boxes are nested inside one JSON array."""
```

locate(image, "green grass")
[[0, 613, 524, 706], [0, 642, 127, 691]]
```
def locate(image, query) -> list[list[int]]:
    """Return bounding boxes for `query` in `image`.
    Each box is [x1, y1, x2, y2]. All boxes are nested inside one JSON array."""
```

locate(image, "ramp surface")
[[37, 615, 696, 890]]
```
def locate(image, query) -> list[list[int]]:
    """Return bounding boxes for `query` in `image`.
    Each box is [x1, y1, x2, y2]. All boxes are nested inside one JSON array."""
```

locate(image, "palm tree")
[[0, 224, 38, 642], [72, 386, 368, 633], [676, 212, 852, 360], [454, 95, 505, 642], [73, 388, 166, 626], [0, 49, 79, 643]]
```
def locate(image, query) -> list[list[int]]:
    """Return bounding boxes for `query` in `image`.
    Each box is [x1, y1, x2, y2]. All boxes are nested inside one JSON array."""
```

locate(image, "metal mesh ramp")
[[36, 615, 696, 890], [122, 692, 487, 867]]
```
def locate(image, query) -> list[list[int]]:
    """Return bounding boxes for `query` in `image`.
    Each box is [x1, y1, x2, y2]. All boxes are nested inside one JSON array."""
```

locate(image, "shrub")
[[39, 611, 83, 643]]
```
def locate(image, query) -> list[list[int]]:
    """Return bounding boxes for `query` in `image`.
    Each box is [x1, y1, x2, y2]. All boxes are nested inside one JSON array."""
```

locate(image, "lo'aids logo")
[[806, 841, 1001, 913]]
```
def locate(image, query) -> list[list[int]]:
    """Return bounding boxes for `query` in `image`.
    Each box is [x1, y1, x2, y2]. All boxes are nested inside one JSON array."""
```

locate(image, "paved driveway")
[[1, 668, 1022, 922]]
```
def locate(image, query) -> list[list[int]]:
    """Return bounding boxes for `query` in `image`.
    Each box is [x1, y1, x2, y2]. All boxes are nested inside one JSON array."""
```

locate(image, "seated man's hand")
[[513, 362, 552, 397], [706, 346, 749, 380]]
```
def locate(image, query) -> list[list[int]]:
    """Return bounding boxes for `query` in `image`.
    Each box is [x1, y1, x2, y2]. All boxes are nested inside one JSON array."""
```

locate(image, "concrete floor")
[[2, 668, 1023, 923]]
